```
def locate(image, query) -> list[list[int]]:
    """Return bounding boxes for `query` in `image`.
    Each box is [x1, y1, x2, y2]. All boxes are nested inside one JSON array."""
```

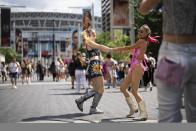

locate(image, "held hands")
[[112, 47, 124, 53]]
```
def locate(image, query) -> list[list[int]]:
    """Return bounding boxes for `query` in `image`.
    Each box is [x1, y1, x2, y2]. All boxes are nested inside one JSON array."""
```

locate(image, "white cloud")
[[0, 0, 101, 16]]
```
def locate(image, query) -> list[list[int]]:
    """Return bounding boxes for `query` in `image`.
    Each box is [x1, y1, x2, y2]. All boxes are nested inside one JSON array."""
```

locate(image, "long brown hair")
[[83, 11, 92, 30]]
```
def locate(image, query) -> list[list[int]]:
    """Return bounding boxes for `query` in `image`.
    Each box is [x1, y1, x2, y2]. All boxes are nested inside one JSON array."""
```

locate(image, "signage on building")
[[112, 0, 130, 28]]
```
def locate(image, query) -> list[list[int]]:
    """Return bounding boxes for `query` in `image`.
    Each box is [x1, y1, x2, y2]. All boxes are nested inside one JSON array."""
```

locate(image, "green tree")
[[0, 48, 22, 63], [96, 32, 131, 61]]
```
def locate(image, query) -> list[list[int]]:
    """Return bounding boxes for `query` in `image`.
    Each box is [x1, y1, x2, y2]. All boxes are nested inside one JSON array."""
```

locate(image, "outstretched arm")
[[112, 39, 145, 53], [83, 32, 112, 53], [112, 46, 132, 52]]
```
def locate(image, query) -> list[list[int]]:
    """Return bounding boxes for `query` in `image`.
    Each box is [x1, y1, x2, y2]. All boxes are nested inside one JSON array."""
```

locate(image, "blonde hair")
[[141, 24, 151, 35]]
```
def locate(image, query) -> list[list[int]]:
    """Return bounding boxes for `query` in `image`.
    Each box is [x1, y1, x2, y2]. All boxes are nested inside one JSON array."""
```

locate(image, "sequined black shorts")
[[86, 60, 103, 79]]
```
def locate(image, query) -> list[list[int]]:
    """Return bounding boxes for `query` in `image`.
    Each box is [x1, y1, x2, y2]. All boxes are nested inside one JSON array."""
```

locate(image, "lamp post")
[[52, 19, 55, 62], [13, 21, 16, 50], [91, 0, 95, 29]]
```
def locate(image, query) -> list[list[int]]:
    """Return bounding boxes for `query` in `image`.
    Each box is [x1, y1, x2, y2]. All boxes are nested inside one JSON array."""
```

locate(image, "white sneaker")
[[13, 85, 17, 89], [89, 107, 104, 114]]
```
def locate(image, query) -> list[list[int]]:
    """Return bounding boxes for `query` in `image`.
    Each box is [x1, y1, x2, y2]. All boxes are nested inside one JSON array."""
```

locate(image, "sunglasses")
[[138, 30, 144, 33]]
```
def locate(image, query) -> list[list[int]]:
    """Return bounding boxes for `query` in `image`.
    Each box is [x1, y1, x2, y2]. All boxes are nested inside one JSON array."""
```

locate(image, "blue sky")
[[0, 0, 101, 16]]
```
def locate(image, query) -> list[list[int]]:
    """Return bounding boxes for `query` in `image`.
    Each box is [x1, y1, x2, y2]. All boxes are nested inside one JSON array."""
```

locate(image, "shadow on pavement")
[[139, 90, 149, 92], [0, 88, 6, 91], [49, 92, 85, 96], [49, 88, 73, 91], [100, 117, 138, 123], [21, 113, 90, 123]]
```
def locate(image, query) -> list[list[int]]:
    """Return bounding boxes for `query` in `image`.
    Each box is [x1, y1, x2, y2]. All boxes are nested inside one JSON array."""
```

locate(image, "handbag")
[[154, 57, 185, 88]]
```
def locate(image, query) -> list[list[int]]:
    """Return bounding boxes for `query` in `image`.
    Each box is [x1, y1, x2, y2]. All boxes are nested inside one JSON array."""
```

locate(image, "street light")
[[52, 19, 55, 62]]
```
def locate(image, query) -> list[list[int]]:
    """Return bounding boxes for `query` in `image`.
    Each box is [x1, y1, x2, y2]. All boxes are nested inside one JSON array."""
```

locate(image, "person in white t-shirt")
[[55, 58, 60, 82], [9, 58, 20, 89]]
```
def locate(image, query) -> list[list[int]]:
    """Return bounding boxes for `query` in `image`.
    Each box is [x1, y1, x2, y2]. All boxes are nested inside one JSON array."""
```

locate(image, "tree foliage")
[[96, 32, 131, 62], [0, 48, 21, 63]]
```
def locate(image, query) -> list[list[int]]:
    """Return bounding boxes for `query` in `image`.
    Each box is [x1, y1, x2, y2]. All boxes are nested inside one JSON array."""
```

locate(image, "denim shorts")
[[86, 60, 103, 79], [10, 72, 18, 79]]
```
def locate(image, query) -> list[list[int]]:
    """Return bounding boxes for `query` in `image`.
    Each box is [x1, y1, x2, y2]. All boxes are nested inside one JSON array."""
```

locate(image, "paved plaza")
[[0, 77, 186, 123]]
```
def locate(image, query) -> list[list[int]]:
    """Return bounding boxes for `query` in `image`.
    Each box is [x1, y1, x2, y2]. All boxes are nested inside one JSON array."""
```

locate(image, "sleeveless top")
[[131, 48, 141, 66], [86, 48, 101, 58], [163, 0, 196, 35], [130, 40, 148, 71], [84, 28, 101, 59], [130, 48, 148, 71]]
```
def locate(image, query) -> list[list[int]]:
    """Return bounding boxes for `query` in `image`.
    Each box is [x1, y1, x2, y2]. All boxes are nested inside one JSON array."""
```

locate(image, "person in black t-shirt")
[[68, 55, 76, 89]]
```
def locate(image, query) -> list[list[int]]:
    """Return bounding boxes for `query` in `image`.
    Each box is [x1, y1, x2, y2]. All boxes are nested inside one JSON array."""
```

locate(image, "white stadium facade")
[[10, 12, 102, 62]]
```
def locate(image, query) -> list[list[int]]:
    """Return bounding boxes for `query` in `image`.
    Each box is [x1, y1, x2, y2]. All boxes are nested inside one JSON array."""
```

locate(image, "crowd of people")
[[0, 51, 157, 95]]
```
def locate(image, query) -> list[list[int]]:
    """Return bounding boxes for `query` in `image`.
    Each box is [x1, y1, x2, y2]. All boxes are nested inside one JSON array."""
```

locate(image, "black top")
[[49, 62, 56, 73], [75, 58, 87, 70], [86, 48, 101, 58], [68, 61, 76, 76]]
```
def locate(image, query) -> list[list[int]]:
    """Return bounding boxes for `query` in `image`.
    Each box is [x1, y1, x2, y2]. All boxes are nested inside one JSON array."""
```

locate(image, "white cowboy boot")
[[136, 101, 148, 121], [125, 97, 138, 118]]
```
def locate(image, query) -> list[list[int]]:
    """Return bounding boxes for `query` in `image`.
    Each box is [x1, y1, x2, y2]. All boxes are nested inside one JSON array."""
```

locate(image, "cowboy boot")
[[75, 90, 95, 112], [135, 101, 148, 121], [89, 92, 104, 114], [125, 97, 138, 118]]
